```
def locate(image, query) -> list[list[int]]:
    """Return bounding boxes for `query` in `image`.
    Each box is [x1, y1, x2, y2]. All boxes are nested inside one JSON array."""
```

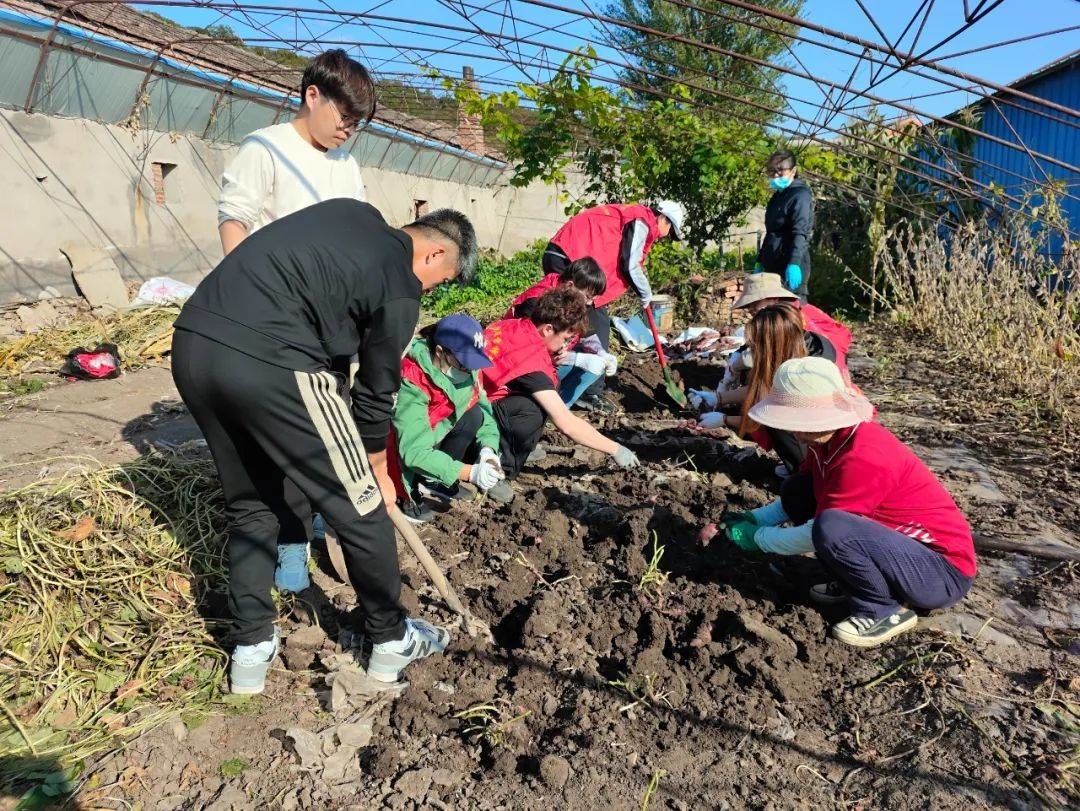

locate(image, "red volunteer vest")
[[550, 203, 660, 308], [480, 318, 557, 403], [506, 273, 561, 319], [400, 356, 480, 427], [802, 303, 852, 370]]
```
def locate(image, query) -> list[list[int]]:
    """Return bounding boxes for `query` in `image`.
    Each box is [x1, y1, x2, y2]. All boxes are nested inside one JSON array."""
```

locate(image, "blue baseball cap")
[[432, 314, 493, 370]]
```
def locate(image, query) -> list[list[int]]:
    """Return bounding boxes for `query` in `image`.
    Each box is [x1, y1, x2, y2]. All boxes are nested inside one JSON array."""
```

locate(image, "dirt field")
[[1, 327, 1078, 810]]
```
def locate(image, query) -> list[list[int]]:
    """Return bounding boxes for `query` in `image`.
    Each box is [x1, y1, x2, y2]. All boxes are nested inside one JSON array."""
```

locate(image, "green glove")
[[722, 513, 760, 553]]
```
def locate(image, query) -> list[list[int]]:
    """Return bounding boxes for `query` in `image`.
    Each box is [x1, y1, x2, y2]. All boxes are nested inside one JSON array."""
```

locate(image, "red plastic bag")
[[59, 343, 122, 380]]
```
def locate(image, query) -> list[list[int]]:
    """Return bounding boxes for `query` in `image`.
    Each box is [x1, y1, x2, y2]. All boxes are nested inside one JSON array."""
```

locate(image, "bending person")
[[700, 303, 839, 474], [732, 272, 851, 378], [722, 357, 977, 649], [172, 201, 477, 692], [544, 200, 686, 413], [391, 314, 507, 524], [481, 286, 641, 502]]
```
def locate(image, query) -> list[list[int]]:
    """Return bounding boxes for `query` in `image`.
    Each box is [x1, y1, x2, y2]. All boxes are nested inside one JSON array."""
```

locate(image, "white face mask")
[[447, 366, 472, 384]]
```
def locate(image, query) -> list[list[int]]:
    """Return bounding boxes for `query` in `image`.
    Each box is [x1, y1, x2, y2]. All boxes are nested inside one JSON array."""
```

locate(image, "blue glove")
[[751, 262, 762, 274], [784, 264, 802, 290]]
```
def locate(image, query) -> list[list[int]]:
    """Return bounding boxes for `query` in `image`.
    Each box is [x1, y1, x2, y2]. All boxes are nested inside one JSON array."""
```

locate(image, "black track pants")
[[492, 394, 546, 480], [171, 329, 406, 646]]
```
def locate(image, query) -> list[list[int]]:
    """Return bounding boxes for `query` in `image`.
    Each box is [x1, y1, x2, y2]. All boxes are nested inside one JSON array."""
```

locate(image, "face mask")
[[447, 366, 472, 384], [768, 176, 793, 191]]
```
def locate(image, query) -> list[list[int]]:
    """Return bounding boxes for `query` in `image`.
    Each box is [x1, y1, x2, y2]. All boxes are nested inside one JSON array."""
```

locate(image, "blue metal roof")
[[964, 52, 1080, 259]]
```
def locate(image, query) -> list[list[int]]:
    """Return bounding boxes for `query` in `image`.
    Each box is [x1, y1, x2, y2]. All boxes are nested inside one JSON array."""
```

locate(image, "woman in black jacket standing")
[[756, 150, 814, 301]]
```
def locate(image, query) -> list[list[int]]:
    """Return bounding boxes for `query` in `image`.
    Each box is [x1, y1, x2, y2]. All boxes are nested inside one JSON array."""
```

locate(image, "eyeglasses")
[[765, 165, 795, 177], [327, 98, 359, 135]]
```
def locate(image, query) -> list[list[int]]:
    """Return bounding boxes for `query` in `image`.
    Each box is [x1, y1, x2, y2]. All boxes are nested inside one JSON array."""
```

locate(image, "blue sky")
[[148, 0, 1078, 139]]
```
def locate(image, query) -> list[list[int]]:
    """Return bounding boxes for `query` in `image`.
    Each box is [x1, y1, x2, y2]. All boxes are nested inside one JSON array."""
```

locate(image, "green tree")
[[601, 0, 804, 121], [445, 53, 769, 254]]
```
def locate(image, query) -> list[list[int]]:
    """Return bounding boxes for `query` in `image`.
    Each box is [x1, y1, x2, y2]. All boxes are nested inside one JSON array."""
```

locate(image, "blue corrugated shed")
[[964, 50, 1080, 259]]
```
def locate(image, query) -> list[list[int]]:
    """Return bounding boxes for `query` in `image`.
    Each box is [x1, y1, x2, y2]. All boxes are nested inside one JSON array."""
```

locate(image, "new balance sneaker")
[[575, 393, 617, 415], [367, 617, 450, 683], [809, 580, 849, 605], [831, 609, 918, 648], [398, 498, 434, 524], [486, 479, 515, 504], [274, 543, 310, 593], [230, 628, 280, 695]]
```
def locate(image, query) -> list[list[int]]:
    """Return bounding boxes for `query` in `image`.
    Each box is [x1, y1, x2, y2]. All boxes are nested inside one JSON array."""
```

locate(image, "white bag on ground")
[[133, 276, 197, 306]]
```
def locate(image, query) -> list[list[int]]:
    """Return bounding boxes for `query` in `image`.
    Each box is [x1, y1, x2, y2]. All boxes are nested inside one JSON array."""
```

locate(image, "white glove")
[[479, 446, 502, 471], [471, 447, 505, 491], [728, 350, 748, 375], [612, 445, 640, 469], [640, 295, 651, 308], [688, 388, 718, 410], [567, 351, 608, 377], [698, 411, 727, 430], [602, 351, 618, 377]]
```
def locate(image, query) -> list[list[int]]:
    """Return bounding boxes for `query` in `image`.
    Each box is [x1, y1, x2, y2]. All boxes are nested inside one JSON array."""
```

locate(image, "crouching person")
[[481, 286, 641, 502], [723, 357, 976, 648], [172, 200, 478, 691], [507, 257, 618, 408], [392, 314, 506, 522]]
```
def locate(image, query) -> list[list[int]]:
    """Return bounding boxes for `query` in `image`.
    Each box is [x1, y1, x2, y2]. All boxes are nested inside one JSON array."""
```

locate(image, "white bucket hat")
[[733, 273, 798, 310], [749, 356, 874, 432], [655, 200, 686, 240]]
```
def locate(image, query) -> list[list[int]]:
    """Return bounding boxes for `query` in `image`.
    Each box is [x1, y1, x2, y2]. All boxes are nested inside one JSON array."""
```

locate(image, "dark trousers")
[[781, 474, 974, 619], [438, 404, 483, 464], [492, 394, 546, 479], [171, 329, 406, 645], [584, 305, 611, 395], [543, 242, 608, 396]]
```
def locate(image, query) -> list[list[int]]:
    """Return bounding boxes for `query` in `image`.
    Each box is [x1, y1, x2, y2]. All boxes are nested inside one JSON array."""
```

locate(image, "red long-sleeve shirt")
[[805, 421, 977, 577]]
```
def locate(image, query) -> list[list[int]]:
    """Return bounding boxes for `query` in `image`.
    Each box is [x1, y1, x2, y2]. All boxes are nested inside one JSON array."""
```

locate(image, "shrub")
[[877, 213, 1079, 434], [422, 241, 546, 322]]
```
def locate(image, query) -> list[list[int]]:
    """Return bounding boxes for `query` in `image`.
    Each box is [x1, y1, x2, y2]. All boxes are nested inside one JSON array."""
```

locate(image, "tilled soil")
[[64, 347, 1080, 810]]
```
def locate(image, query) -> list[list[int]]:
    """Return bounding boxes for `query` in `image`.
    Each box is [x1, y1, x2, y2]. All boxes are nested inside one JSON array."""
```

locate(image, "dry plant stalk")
[[876, 211, 1079, 434], [0, 305, 180, 383], [0, 452, 228, 781]]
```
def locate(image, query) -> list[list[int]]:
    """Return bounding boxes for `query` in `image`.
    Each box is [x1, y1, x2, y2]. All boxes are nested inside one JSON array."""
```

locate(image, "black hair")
[[417, 322, 448, 358], [405, 209, 479, 285], [300, 49, 377, 127], [559, 256, 606, 298], [528, 286, 590, 336], [766, 149, 797, 172]]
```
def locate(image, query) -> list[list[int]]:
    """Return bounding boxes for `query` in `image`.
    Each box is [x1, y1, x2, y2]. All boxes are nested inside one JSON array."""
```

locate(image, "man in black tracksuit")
[[171, 198, 477, 691], [757, 149, 814, 301]]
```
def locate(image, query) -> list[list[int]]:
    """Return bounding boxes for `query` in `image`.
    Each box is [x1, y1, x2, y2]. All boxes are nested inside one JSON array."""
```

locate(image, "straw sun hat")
[[748, 356, 874, 432]]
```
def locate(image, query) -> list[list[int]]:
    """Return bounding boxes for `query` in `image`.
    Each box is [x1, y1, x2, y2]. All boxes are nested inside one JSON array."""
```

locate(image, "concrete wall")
[[0, 109, 573, 305]]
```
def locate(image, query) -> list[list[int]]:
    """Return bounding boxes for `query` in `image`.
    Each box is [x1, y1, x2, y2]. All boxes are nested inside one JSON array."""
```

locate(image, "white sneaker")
[[831, 609, 917, 648], [230, 627, 280, 694], [367, 618, 450, 683]]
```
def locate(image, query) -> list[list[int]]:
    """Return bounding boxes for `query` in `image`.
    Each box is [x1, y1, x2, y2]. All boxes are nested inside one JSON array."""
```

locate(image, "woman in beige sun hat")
[[721, 357, 977, 649]]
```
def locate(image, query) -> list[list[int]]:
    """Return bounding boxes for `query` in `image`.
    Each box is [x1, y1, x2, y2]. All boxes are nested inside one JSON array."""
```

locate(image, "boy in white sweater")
[[217, 49, 377, 592], [218, 49, 374, 255]]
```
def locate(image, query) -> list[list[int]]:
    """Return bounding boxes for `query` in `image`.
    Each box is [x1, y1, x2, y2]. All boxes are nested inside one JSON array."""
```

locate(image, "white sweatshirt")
[[217, 122, 366, 233]]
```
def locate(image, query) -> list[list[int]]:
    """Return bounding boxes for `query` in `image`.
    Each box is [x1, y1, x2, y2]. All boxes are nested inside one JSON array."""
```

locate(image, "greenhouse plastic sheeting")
[[0, 17, 506, 187]]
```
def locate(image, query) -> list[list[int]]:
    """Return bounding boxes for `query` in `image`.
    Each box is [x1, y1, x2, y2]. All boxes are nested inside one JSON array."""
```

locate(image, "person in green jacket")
[[391, 314, 506, 523]]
